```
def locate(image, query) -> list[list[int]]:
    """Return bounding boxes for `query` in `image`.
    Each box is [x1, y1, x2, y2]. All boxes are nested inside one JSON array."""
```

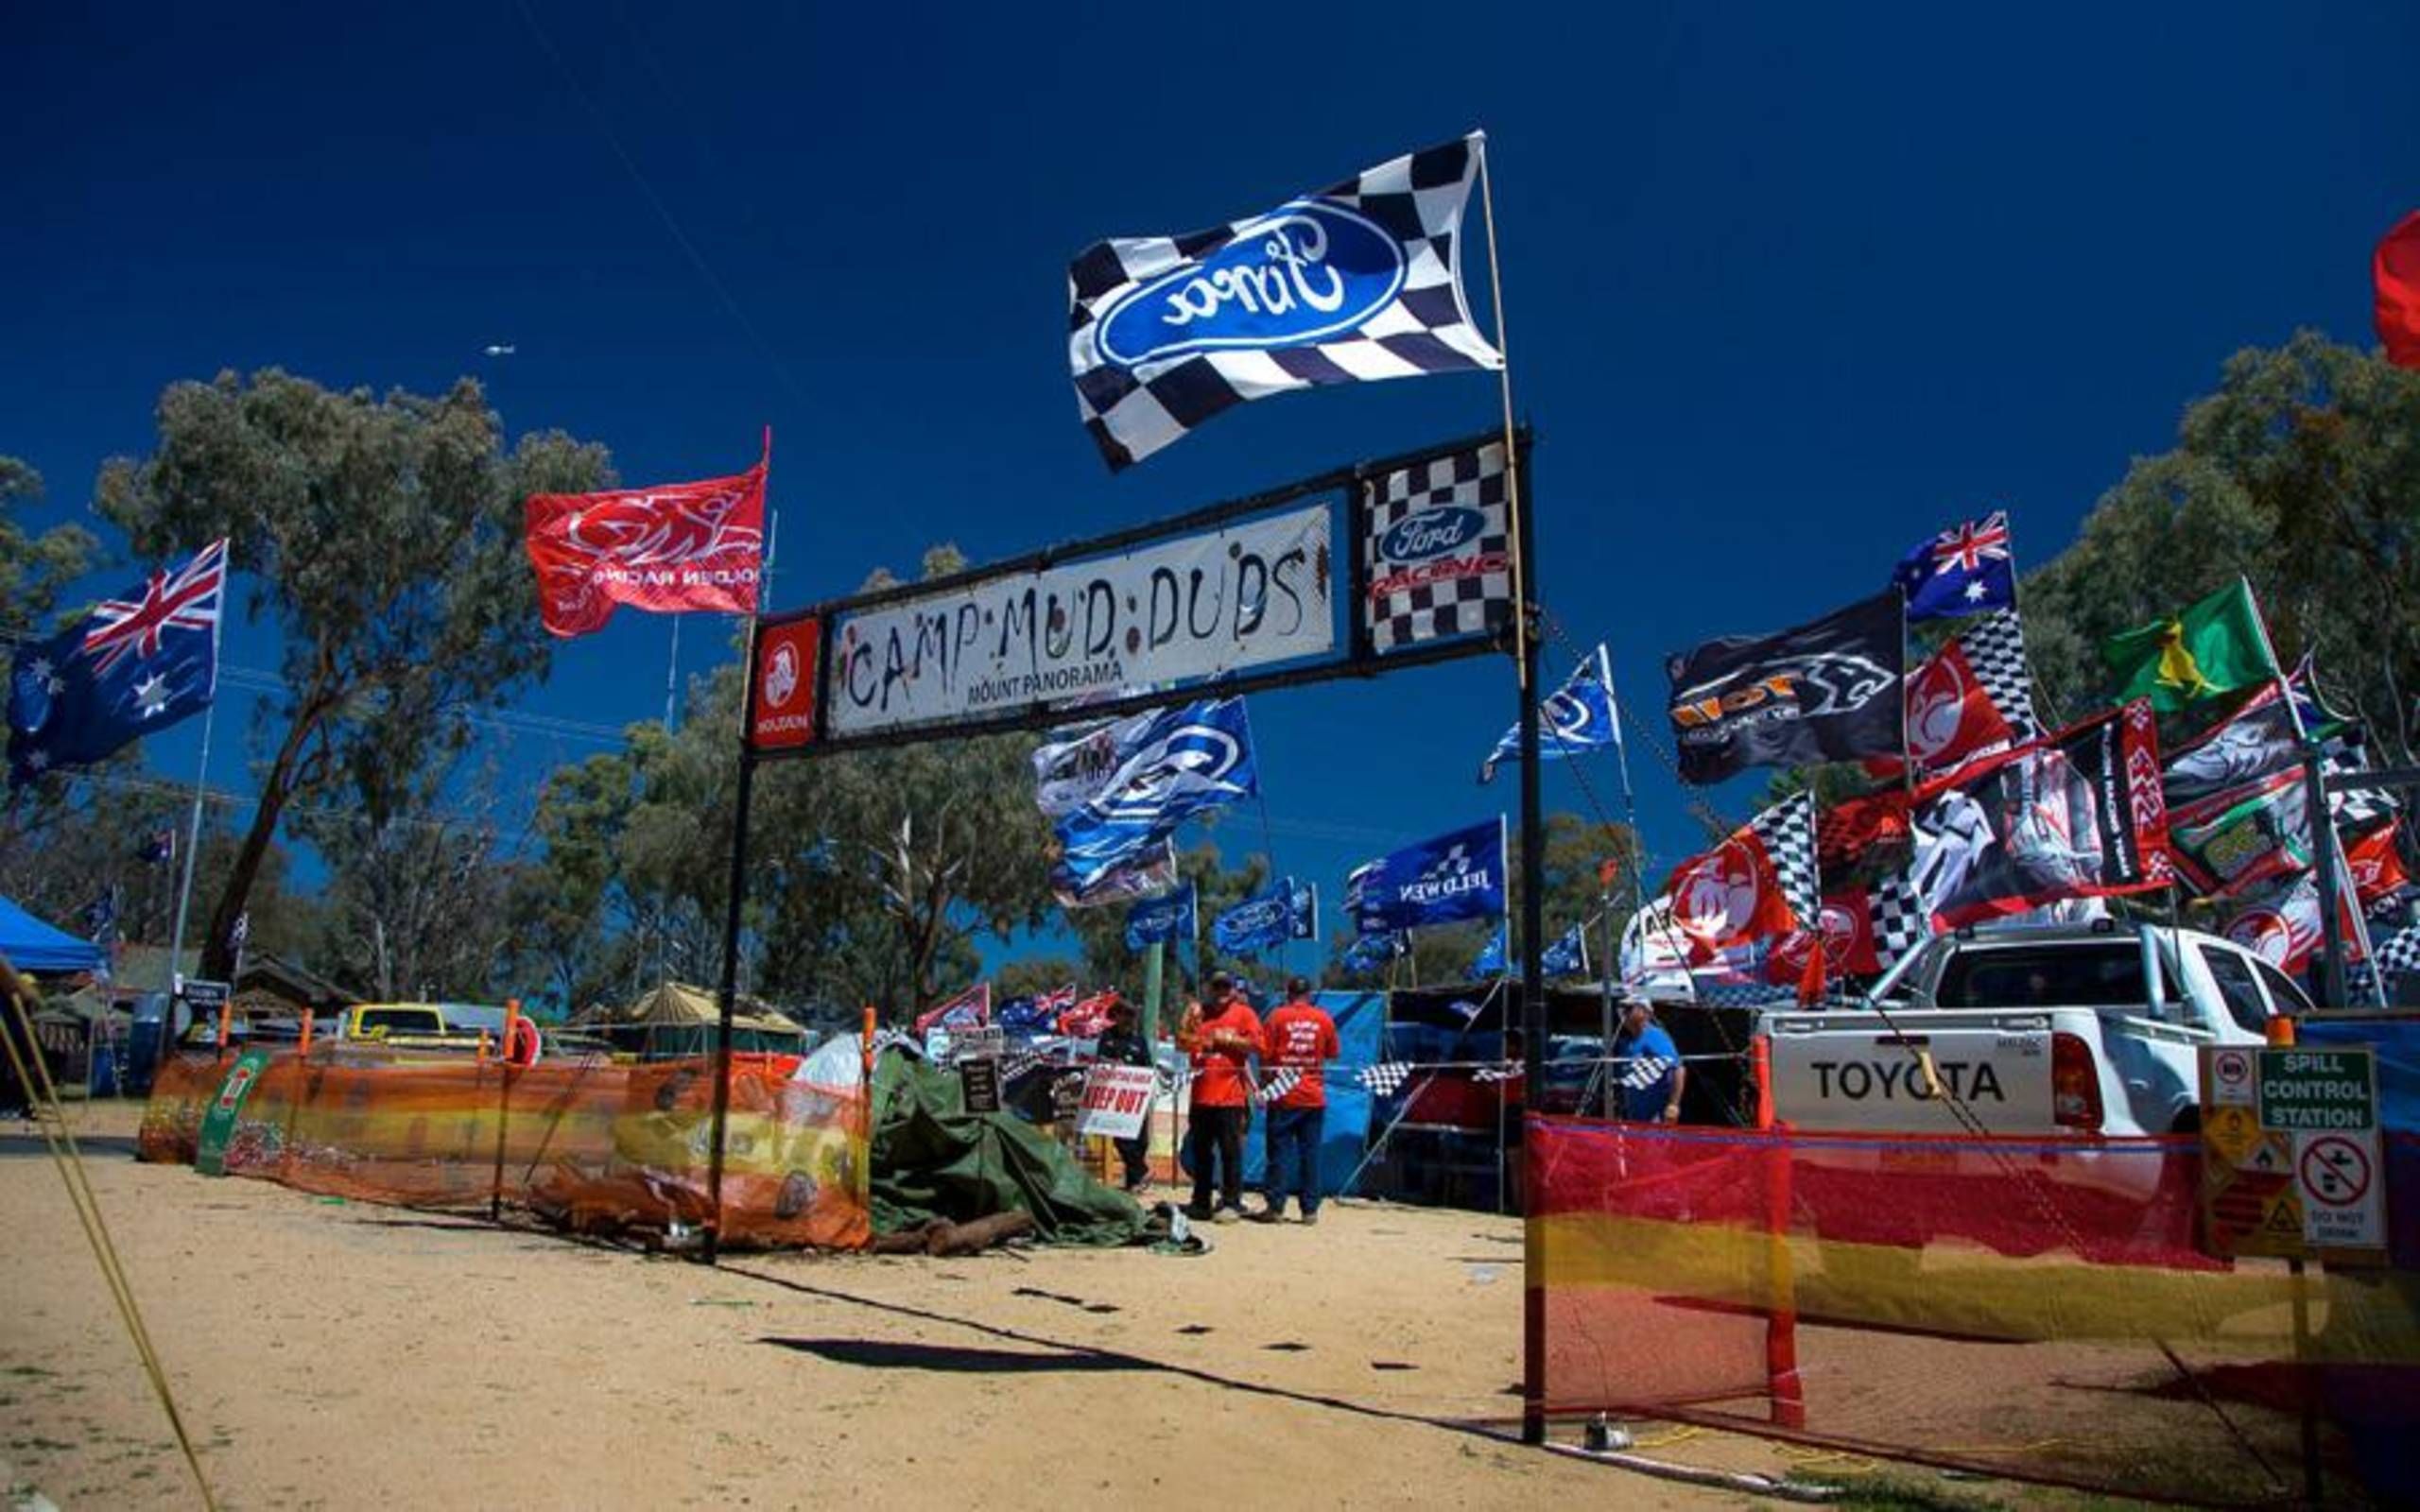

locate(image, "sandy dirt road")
[[0, 1103, 1808, 1510]]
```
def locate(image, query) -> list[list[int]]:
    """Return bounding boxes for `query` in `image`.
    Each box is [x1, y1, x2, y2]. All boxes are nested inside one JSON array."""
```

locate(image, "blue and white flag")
[[1053, 697, 1258, 887], [1123, 882, 1198, 951], [1213, 876, 1316, 955], [1542, 921, 1590, 977], [1349, 817, 1507, 934], [9, 540, 226, 785], [1471, 921, 1508, 978], [1480, 644, 1620, 782], [1893, 512, 2014, 623], [1342, 930, 1408, 972], [1068, 134, 1503, 471]]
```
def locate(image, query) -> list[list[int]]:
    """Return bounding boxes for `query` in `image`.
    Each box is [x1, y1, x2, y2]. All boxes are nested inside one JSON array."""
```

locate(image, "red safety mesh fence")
[[1531, 1114, 2420, 1504], [140, 1047, 869, 1249]]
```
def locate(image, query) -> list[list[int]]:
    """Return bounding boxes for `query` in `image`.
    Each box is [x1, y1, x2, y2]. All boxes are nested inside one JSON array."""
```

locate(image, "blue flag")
[[1893, 512, 2014, 622], [1342, 930, 1407, 972], [1471, 921, 1508, 978], [1480, 644, 1619, 782], [1542, 921, 1590, 976], [1123, 883, 1198, 951], [1211, 876, 1317, 955], [1053, 697, 1258, 888], [9, 541, 226, 785], [1348, 817, 1507, 934]]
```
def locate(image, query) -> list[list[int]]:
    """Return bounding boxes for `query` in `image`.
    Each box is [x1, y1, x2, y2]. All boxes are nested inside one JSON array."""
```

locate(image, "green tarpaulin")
[[871, 1051, 1151, 1246]]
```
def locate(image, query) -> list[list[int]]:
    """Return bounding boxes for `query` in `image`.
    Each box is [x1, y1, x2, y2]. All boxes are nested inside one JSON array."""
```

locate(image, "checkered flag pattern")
[[2372, 921, 2420, 987], [1614, 1051, 1676, 1091], [1361, 442, 1512, 654], [1694, 980, 1795, 1008], [1250, 1067, 1304, 1108], [1747, 792, 1822, 931], [1068, 135, 1502, 471], [1955, 609, 2040, 741], [1869, 868, 1933, 965], [1357, 1061, 1414, 1096], [2325, 752, 2399, 829]]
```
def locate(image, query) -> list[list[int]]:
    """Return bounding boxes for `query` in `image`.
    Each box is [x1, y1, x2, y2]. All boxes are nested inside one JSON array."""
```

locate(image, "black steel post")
[[2305, 743, 2347, 1009], [1515, 437, 1547, 1448], [703, 620, 763, 1263]]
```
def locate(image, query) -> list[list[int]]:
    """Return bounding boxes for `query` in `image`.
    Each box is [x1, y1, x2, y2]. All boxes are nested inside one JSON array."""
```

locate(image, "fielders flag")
[[1666, 591, 1906, 785], [1068, 135, 1502, 471]]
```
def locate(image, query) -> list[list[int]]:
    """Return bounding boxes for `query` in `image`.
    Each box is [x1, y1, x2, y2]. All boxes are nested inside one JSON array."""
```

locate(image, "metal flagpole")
[[703, 615, 761, 1263], [1476, 133, 1530, 697], [1512, 438, 1547, 1450], [665, 615, 683, 730], [167, 701, 215, 989]]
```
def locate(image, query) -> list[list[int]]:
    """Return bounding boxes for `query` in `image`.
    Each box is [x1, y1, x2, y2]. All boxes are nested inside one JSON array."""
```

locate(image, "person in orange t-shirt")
[[1252, 976, 1341, 1224], [1177, 971, 1260, 1222]]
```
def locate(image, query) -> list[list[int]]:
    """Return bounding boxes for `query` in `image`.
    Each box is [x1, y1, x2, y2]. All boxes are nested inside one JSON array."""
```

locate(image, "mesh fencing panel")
[[140, 1047, 869, 1249], [1531, 1114, 2420, 1503]]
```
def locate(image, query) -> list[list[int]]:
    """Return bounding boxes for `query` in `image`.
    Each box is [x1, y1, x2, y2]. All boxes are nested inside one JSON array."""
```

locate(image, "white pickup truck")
[[1759, 921, 2302, 1138]]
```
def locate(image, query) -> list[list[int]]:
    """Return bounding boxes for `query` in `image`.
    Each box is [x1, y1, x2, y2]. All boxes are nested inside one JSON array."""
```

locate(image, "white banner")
[[827, 503, 1334, 736], [1073, 1063, 1157, 1140]]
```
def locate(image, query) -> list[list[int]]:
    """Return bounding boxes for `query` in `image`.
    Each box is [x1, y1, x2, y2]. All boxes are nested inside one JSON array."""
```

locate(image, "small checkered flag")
[[1067, 135, 1503, 471], [1747, 792, 1822, 932], [1955, 610, 2041, 741], [1614, 1050, 1676, 1091], [1249, 1067, 1304, 1108], [1357, 1061, 1414, 1096], [1868, 868, 1933, 966], [2372, 921, 2420, 989]]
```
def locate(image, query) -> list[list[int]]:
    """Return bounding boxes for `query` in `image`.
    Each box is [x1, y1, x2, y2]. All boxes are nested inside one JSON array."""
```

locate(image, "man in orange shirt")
[[1253, 976, 1341, 1225], [1177, 971, 1260, 1223]]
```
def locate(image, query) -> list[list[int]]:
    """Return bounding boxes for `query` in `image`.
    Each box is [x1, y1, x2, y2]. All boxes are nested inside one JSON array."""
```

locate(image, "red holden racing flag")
[[1657, 794, 1814, 961], [2344, 818, 2412, 914], [524, 433, 769, 638], [2377, 211, 2420, 369]]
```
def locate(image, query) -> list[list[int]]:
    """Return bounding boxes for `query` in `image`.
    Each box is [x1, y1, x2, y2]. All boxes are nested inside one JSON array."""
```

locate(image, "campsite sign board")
[[958, 1057, 1002, 1116], [2200, 1045, 2386, 1263]]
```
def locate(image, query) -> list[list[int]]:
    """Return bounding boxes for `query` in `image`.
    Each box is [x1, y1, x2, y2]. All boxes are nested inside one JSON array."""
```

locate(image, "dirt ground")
[[1, 1101, 2068, 1511]]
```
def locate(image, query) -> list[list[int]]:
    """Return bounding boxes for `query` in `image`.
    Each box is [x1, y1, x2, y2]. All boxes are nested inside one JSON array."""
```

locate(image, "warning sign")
[[2200, 1045, 2386, 1263]]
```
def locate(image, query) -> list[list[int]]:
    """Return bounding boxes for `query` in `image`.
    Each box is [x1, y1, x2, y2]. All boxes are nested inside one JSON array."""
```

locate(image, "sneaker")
[[1181, 1203, 1214, 1221], [1245, 1207, 1286, 1225], [1212, 1206, 1242, 1224], [1298, 1210, 1321, 1226]]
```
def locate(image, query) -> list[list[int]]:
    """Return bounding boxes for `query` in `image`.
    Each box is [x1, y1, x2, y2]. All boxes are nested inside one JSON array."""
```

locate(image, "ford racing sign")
[[1361, 442, 1512, 655]]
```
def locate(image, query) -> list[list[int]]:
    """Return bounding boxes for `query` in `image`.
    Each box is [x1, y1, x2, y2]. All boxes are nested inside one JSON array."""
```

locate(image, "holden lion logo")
[[763, 643, 800, 710], [1674, 841, 1763, 946], [1906, 653, 1974, 762]]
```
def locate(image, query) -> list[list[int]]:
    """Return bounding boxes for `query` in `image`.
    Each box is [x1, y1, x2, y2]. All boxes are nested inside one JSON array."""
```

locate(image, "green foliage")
[[0, 455, 100, 628], [94, 369, 614, 974]]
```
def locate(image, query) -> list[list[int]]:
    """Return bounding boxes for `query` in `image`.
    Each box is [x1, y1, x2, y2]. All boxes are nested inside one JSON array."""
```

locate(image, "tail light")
[[2051, 1032, 2102, 1131]]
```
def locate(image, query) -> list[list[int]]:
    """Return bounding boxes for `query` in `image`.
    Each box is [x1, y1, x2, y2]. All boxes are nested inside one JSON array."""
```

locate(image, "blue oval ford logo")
[[1096, 200, 1407, 368], [1380, 506, 1484, 563]]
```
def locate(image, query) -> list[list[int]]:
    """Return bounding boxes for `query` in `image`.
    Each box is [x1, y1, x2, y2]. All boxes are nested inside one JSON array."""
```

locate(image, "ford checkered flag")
[[1068, 134, 1502, 471], [1364, 441, 1512, 656], [1667, 590, 1906, 785], [1480, 644, 1618, 782], [1348, 817, 1507, 933], [1052, 697, 1258, 888]]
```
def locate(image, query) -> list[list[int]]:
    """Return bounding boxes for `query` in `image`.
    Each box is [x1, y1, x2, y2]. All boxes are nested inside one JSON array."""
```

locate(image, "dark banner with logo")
[[1666, 590, 1906, 785]]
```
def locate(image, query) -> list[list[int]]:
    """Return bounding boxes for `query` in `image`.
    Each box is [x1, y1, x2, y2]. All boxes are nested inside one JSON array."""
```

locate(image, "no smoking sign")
[[2299, 1134, 2372, 1209]]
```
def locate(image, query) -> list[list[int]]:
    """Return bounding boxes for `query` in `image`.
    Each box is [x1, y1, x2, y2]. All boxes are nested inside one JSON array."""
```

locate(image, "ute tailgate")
[[1764, 1013, 2057, 1134]]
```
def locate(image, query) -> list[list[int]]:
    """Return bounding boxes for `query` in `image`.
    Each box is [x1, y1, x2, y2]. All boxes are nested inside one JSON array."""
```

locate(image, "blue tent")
[[0, 896, 107, 974]]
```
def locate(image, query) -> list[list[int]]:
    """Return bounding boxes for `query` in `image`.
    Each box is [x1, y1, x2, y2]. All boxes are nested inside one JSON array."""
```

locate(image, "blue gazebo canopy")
[[0, 895, 107, 975]]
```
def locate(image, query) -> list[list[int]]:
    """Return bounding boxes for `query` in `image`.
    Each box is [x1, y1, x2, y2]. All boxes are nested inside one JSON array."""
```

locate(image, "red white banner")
[[2345, 819, 2411, 911], [750, 616, 821, 751], [1660, 829, 1797, 961], [524, 439, 768, 638]]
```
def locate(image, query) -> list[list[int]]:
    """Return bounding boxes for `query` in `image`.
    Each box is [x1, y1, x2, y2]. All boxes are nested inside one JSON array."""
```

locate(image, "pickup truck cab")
[[345, 1002, 511, 1054], [1759, 921, 2305, 1139]]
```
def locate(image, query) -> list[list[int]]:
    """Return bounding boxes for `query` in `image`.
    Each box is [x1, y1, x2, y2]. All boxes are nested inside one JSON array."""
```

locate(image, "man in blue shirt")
[[1611, 998, 1685, 1123]]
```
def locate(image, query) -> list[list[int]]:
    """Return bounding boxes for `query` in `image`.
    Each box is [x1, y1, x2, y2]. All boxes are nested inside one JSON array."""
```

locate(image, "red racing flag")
[[2377, 212, 2420, 369], [524, 434, 769, 638]]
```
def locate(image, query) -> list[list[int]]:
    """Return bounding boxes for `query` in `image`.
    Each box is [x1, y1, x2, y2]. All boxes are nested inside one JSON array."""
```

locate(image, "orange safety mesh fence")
[[1530, 1114, 2420, 1504], [140, 1047, 869, 1249]]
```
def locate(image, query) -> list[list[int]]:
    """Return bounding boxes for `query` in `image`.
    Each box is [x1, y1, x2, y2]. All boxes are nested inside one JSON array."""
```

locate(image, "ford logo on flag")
[[1096, 200, 1408, 368], [1379, 506, 1484, 564]]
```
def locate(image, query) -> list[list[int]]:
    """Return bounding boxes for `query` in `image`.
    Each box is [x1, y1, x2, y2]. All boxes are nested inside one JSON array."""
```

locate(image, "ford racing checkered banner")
[[1069, 134, 1502, 471], [825, 504, 1333, 739], [1362, 440, 1512, 656]]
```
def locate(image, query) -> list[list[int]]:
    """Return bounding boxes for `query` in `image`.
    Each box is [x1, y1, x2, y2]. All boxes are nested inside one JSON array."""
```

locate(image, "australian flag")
[[1349, 817, 1507, 934], [1479, 644, 1620, 783], [9, 540, 226, 785], [1053, 697, 1258, 888], [1893, 511, 2014, 623]]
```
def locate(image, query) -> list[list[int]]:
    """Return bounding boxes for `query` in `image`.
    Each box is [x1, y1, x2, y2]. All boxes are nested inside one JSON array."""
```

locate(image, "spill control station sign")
[[2200, 1044, 2386, 1263]]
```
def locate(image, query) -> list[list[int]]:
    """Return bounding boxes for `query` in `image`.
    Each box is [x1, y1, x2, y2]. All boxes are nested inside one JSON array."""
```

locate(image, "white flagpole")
[[1476, 133, 1529, 694], [664, 614, 683, 730], [166, 701, 215, 984]]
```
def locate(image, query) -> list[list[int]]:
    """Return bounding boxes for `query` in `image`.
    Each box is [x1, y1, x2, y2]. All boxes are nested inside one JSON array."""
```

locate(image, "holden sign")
[[750, 616, 821, 751]]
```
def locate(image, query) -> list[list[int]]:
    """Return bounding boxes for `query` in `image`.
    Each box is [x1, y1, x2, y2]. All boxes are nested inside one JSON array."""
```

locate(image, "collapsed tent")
[[871, 1048, 1152, 1246]]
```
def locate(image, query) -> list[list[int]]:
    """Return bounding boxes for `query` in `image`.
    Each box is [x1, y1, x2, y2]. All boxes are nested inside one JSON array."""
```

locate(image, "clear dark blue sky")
[[5, 4, 2413, 955]]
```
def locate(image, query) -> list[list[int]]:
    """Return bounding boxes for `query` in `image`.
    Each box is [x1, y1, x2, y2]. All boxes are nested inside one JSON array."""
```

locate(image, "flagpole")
[[166, 700, 215, 989], [665, 615, 683, 730], [1476, 133, 1530, 695], [2251, 575, 2368, 1006]]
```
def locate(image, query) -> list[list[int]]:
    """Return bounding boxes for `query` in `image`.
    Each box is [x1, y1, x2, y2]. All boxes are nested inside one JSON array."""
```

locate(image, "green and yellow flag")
[[2100, 578, 2276, 712]]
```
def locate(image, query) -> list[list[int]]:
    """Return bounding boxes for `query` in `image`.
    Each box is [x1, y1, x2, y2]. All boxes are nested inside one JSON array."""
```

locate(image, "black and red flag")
[[1904, 700, 2173, 931], [1666, 590, 1906, 785], [524, 435, 769, 639]]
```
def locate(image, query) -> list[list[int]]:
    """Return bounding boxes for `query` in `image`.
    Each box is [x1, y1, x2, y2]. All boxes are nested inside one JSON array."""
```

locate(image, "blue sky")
[[5, 4, 2414, 959]]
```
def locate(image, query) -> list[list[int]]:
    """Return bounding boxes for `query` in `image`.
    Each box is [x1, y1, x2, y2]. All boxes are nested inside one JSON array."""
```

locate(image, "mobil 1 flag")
[[1667, 590, 1905, 785], [1349, 817, 1506, 933], [1068, 134, 1502, 471]]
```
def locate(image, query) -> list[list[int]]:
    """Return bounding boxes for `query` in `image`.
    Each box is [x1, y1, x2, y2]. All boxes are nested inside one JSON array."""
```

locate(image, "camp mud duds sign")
[[825, 504, 1334, 737]]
